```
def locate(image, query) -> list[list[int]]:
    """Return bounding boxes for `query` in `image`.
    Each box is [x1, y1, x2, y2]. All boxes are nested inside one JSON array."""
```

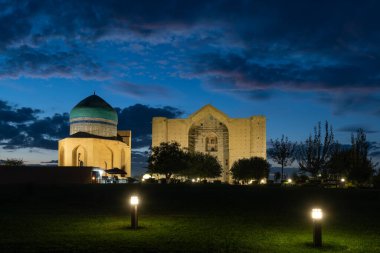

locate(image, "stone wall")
[[152, 105, 266, 183]]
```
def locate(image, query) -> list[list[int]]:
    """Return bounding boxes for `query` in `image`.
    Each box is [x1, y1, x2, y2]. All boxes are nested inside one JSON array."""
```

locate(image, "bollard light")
[[311, 208, 323, 247], [130, 196, 139, 205], [130, 196, 139, 229]]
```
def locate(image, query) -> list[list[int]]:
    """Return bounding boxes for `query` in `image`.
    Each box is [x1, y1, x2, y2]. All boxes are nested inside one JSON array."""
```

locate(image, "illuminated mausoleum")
[[58, 94, 131, 175], [152, 105, 266, 183]]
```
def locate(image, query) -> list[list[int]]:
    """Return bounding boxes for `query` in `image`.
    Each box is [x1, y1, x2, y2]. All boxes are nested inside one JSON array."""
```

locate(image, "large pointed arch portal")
[[188, 114, 229, 181]]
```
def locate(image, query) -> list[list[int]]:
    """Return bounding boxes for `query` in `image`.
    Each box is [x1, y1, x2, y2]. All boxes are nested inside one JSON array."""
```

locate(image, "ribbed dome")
[[69, 94, 118, 137], [70, 95, 118, 122]]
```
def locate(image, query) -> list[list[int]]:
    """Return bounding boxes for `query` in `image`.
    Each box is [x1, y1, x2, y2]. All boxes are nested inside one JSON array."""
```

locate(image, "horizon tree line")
[[268, 121, 378, 185]]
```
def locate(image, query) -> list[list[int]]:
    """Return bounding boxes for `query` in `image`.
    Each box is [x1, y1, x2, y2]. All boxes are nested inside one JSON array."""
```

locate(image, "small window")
[[206, 136, 218, 152]]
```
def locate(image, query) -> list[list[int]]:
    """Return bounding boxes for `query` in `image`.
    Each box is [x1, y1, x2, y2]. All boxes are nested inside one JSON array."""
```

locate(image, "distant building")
[[58, 94, 131, 176], [152, 105, 266, 183]]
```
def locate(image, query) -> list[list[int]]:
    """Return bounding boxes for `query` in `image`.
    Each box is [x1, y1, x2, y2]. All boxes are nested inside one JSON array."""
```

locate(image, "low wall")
[[0, 166, 93, 184]]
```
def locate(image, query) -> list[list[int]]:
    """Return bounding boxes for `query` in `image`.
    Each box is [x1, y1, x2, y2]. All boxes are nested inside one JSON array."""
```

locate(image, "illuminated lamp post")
[[311, 208, 323, 247], [130, 196, 139, 229]]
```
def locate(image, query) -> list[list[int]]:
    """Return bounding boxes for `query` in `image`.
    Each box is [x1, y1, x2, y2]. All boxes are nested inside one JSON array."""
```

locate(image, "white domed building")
[[58, 94, 131, 176]]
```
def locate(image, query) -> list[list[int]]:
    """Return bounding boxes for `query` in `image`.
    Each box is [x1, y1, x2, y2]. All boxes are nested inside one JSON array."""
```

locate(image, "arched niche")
[[188, 114, 229, 180], [72, 145, 87, 167], [120, 149, 126, 170], [101, 145, 114, 169]]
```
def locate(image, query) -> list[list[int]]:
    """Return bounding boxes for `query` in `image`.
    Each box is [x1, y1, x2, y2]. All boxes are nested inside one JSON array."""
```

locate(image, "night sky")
[[1, 0, 380, 175]]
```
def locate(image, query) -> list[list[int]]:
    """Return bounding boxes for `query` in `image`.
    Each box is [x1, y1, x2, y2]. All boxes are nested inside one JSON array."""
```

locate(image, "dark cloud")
[[41, 160, 58, 164], [338, 125, 379, 134], [0, 100, 41, 123], [1, 0, 380, 112], [0, 99, 183, 150], [3, 0, 378, 47], [116, 104, 184, 148], [109, 82, 171, 99], [369, 142, 380, 159], [0, 100, 70, 149], [193, 52, 380, 94], [0, 46, 106, 80], [0, 101, 70, 150], [131, 150, 149, 176], [319, 94, 380, 116]]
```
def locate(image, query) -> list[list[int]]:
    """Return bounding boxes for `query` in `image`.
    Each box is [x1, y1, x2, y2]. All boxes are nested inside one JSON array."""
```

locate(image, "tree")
[[268, 135, 296, 181], [327, 144, 351, 178], [3, 158, 24, 166], [147, 142, 186, 180], [231, 157, 270, 184], [181, 152, 222, 179], [326, 129, 376, 185], [348, 129, 375, 184], [296, 121, 336, 177], [274, 172, 281, 183]]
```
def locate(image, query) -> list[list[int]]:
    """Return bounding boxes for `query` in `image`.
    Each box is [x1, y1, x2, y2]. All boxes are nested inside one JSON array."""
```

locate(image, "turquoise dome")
[[70, 95, 118, 122]]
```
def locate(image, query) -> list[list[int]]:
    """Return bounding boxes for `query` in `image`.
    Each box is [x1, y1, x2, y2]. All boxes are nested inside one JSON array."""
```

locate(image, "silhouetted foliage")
[[327, 129, 376, 185], [274, 172, 281, 183], [296, 121, 336, 177], [348, 129, 375, 184], [268, 135, 296, 180], [147, 142, 186, 180], [3, 158, 24, 166], [327, 144, 351, 178], [181, 151, 222, 179], [231, 157, 270, 183]]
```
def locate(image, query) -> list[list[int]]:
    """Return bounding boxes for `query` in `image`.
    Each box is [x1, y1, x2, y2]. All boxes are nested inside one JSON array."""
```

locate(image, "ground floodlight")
[[130, 196, 139, 229], [340, 178, 345, 183], [311, 208, 323, 220], [288, 178, 292, 183], [130, 196, 139, 205], [311, 208, 323, 247]]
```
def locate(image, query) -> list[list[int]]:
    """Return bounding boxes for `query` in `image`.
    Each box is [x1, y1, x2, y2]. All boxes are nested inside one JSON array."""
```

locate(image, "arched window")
[[206, 135, 218, 152]]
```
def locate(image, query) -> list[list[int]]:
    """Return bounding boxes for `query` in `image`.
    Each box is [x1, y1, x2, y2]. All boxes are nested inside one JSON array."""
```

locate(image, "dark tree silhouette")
[[268, 135, 296, 181], [327, 129, 376, 185], [327, 144, 351, 178], [181, 151, 222, 179], [296, 121, 335, 177], [3, 158, 24, 166], [231, 157, 270, 184], [274, 172, 281, 183], [147, 142, 186, 180], [348, 129, 375, 184]]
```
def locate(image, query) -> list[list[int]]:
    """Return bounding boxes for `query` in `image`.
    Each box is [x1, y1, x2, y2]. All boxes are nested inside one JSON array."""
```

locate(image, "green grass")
[[0, 184, 379, 252]]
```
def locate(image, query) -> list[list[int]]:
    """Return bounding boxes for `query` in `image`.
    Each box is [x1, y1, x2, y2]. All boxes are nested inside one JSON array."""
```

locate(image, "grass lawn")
[[0, 184, 379, 252]]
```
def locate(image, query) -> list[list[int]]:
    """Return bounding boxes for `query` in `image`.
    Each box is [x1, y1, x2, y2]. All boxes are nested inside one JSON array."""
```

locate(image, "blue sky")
[[1, 0, 380, 174]]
